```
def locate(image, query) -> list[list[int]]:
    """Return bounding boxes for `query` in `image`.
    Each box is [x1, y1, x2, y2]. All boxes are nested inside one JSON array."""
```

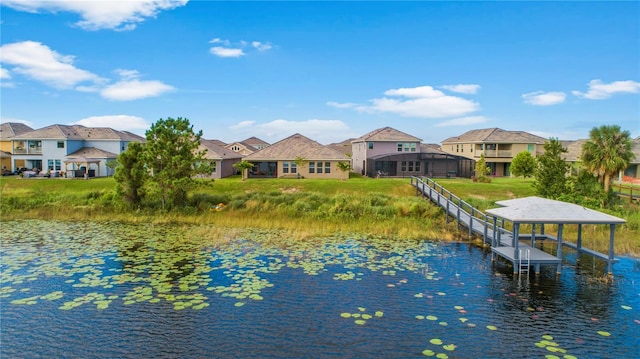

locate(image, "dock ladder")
[[518, 248, 530, 275]]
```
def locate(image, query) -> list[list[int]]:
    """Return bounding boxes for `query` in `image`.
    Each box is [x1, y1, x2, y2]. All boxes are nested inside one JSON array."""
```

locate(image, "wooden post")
[[469, 207, 474, 238], [492, 216, 497, 247], [576, 224, 583, 252], [531, 223, 536, 248], [608, 224, 615, 275], [556, 223, 564, 275], [513, 223, 520, 274], [483, 214, 488, 244]]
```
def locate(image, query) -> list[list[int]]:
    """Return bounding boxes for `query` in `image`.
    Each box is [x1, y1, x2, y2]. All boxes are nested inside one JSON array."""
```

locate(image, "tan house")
[[441, 128, 547, 176], [563, 137, 640, 182], [225, 141, 259, 156], [244, 133, 349, 180], [241, 136, 269, 150], [0, 122, 34, 171]]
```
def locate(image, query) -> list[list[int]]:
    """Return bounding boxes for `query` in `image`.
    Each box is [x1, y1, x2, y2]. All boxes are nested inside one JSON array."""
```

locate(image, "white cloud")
[[440, 84, 481, 94], [252, 41, 272, 51], [522, 91, 566, 106], [209, 38, 272, 58], [1, 0, 189, 31], [572, 79, 640, 100], [72, 115, 150, 131], [100, 79, 174, 101], [210, 47, 245, 58], [326, 101, 358, 109], [0, 41, 102, 89], [0, 67, 10, 79], [435, 116, 489, 127], [350, 85, 480, 118], [229, 119, 353, 144]]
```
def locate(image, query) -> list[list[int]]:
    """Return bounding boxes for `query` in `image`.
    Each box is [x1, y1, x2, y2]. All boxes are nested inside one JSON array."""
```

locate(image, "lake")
[[1, 220, 638, 358]]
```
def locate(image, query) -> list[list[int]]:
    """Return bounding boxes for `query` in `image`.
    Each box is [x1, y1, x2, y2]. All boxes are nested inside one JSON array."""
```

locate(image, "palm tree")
[[581, 125, 635, 192]]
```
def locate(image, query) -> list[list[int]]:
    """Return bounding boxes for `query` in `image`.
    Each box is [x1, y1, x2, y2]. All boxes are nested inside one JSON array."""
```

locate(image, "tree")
[[144, 117, 209, 210], [533, 138, 569, 199], [105, 159, 118, 176], [233, 160, 254, 181], [581, 125, 635, 192], [474, 154, 491, 183], [293, 156, 308, 178], [510, 151, 536, 178], [336, 161, 351, 180], [114, 142, 147, 208]]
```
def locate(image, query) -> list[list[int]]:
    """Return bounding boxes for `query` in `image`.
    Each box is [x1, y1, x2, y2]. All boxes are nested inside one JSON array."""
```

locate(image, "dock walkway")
[[410, 176, 622, 275]]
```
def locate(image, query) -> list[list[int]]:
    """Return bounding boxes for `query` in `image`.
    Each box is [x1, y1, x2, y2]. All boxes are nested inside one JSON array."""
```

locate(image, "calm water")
[[1, 220, 638, 359]]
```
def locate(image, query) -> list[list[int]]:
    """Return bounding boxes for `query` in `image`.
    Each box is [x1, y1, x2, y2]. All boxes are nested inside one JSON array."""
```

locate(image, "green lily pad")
[[426, 315, 438, 321], [542, 335, 554, 340], [621, 305, 632, 310], [422, 349, 435, 356], [354, 319, 366, 325], [374, 311, 383, 317], [341, 313, 352, 318], [435, 353, 448, 359], [442, 344, 456, 351], [597, 331, 611, 337], [486, 325, 497, 331], [429, 338, 443, 345]]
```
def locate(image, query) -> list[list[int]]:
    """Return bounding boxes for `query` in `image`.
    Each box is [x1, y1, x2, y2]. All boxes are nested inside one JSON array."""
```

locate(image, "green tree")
[[144, 117, 209, 210], [474, 153, 491, 183], [510, 151, 536, 178], [293, 156, 308, 178], [336, 161, 351, 180], [533, 138, 569, 199], [581, 125, 635, 192], [105, 159, 118, 176], [233, 160, 254, 181], [114, 142, 147, 208]]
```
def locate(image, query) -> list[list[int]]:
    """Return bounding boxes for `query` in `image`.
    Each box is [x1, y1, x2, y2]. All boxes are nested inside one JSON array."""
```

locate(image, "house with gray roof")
[[9, 124, 144, 177], [198, 139, 243, 179], [351, 126, 466, 178], [441, 128, 547, 177], [244, 133, 349, 179], [563, 137, 640, 182]]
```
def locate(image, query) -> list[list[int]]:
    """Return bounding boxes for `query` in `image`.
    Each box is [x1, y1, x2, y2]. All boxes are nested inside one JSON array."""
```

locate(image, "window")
[[47, 159, 62, 170], [401, 161, 407, 171], [415, 161, 421, 172], [231, 145, 241, 152], [283, 161, 297, 174], [461, 144, 464, 152], [211, 162, 217, 173], [368, 142, 374, 150], [456, 144, 460, 153], [309, 162, 315, 173], [528, 144, 534, 152], [324, 162, 331, 174], [401, 161, 420, 172], [316, 161, 323, 174], [57, 141, 64, 148], [397, 143, 417, 152]]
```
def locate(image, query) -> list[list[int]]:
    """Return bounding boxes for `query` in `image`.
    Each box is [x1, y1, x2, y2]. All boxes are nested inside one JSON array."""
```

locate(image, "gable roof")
[[353, 127, 422, 143], [10, 124, 145, 141], [245, 133, 347, 161], [202, 139, 227, 147], [442, 128, 546, 144], [420, 143, 449, 155], [327, 138, 355, 156], [66, 147, 119, 159], [241, 136, 269, 147], [225, 141, 258, 152], [200, 140, 242, 160], [0, 122, 34, 140]]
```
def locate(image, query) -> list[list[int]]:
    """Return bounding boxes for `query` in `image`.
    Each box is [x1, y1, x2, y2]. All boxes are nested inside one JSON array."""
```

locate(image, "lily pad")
[[486, 325, 497, 331], [429, 338, 443, 345], [597, 331, 611, 337], [341, 313, 352, 318], [422, 349, 435, 356], [354, 319, 366, 325]]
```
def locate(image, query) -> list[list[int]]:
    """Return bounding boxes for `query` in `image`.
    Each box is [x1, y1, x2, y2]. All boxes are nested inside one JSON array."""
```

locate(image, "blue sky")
[[1, 1, 639, 145]]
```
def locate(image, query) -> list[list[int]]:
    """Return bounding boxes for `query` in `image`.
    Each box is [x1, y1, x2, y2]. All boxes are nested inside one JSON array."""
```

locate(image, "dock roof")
[[486, 196, 626, 224]]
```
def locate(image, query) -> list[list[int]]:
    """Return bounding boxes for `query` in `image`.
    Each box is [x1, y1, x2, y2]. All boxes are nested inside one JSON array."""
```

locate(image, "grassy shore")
[[1, 174, 638, 256]]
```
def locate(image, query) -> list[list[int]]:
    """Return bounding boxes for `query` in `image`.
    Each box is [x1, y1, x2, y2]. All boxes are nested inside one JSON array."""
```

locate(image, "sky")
[[1, 1, 639, 145]]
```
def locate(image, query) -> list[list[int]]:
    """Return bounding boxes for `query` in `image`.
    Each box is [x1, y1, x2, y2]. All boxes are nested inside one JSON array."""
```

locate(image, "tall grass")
[[1, 175, 637, 255]]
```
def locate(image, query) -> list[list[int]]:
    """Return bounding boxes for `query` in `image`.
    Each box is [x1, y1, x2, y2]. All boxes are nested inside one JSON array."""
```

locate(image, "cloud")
[[326, 101, 358, 109], [210, 47, 245, 58], [0, 41, 102, 89], [228, 119, 353, 144], [252, 41, 272, 51], [100, 79, 174, 101], [440, 84, 481, 94], [72, 115, 150, 131], [435, 116, 489, 127], [345, 85, 480, 118], [522, 91, 566, 106], [0, 67, 10, 79], [209, 37, 272, 58], [1, 0, 189, 31], [572, 79, 640, 100]]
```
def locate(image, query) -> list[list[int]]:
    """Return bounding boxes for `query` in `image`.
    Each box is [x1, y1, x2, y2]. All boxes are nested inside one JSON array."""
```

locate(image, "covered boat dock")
[[486, 196, 626, 275]]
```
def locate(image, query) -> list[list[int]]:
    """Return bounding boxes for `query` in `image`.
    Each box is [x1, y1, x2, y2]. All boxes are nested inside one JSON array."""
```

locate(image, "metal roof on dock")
[[486, 196, 626, 224]]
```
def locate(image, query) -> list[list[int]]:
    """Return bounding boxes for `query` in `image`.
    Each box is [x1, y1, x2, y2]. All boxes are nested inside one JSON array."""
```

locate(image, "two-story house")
[[441, 128, 546, 177], [0, 122, 34, 171], [10, 124, 144, 177], [351, 127, 423, 177]]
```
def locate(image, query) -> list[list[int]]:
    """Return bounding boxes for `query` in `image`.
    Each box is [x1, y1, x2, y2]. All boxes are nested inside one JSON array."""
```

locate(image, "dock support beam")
[[608, 224, 615, 275], [556, 224, 564, 275]]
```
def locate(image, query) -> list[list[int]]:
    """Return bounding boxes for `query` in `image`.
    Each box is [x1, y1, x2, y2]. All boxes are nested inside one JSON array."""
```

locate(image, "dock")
[[410, 176, 625, 275]]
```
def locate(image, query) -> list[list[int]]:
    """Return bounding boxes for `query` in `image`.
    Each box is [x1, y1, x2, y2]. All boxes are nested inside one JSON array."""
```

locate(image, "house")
[[9, 124, 144, 177], [198, 139, 243, 179], [0, 122, 34, 171], [441, 128, 547, 177], [241, 136, 270, 150], [244, 133, 349, 179], [563, 137, 640, 183], [225, 141, 259, 156], [351, 126, 465, 178], [327, 138, 355, 158]]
